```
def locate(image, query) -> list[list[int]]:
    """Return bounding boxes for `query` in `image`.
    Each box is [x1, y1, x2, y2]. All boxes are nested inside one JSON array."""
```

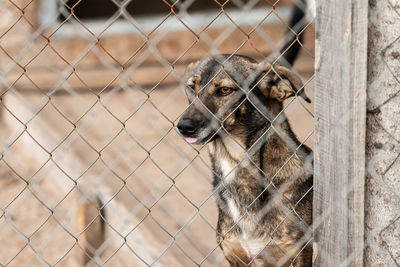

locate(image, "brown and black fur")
[[177, 2, 312, 266], [177, 54, 313, 266]]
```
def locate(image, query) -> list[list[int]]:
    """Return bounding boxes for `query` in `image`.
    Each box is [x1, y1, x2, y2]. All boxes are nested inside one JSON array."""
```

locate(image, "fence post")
[[313, 0, 368, 266]]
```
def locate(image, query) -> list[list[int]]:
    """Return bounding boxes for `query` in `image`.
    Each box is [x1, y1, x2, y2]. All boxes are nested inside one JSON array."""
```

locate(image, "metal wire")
[[364, 0, 400, 265], [0, 0, 317, 266]]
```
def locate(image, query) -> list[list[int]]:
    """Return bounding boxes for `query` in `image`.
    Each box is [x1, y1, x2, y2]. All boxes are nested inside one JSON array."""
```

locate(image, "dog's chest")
[[212, 152, 264, 223], [219, 158, 237, 183], [210, 143, 277, 257], [220, 183, 270, 257], [212, 150, 264, 202], [214, 157, 241, 217]]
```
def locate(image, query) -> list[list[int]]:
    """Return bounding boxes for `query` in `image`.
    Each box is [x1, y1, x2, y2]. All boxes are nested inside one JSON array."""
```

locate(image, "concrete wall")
[[365, 0, 400, 265]]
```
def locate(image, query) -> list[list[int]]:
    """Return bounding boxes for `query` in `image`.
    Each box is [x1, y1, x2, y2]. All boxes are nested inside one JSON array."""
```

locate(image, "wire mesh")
[[0, 0, 316, 266], [364, 0, 400, 265]]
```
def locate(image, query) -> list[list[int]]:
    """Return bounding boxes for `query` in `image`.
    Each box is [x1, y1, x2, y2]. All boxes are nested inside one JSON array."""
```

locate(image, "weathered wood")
[[313, 0, 368, 266], [4, 53, 314, 92], [1, 14, 315, 92]]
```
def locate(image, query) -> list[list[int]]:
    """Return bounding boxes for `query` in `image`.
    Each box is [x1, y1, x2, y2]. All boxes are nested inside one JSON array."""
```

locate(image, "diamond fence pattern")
[[0, 0, 317, 266], [364, 0, 400, 265]]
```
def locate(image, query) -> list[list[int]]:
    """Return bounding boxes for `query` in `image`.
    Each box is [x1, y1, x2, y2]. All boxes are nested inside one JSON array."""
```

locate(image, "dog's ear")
[[256, 63, 311, 103], [185, 60, 200, 76]]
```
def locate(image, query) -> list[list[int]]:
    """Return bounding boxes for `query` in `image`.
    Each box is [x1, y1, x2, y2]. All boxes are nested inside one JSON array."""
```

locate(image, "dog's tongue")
[[185, 137, 198, 144]]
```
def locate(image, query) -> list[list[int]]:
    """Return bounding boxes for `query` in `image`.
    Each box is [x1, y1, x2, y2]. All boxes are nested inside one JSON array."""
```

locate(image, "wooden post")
[[313, 0, 368, 266]]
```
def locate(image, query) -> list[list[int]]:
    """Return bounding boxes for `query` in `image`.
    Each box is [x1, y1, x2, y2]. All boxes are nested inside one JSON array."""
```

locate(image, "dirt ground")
[[0, 23, 314, 267]]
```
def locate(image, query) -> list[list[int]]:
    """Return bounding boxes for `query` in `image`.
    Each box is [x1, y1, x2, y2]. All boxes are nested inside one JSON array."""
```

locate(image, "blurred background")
[[0, 0, 314, 266]]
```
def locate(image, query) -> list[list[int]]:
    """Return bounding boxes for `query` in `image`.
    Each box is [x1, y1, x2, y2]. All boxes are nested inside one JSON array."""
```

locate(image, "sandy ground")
[[0, 24, 314, 267]]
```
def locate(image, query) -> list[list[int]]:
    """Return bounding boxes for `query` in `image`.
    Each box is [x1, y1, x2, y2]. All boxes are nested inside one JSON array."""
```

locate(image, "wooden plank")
[[313, 0, 368, 266], [4, 52, 314, 92], [1, 22, 315, 92], [1, 23, 295, 71]]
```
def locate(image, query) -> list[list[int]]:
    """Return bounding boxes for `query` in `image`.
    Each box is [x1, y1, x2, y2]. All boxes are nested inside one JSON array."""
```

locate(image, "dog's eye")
[[217, 87, 233, 96]]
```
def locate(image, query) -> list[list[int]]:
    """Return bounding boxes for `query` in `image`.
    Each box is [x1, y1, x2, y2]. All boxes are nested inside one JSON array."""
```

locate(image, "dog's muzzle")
[[177, 118, 200, 143]]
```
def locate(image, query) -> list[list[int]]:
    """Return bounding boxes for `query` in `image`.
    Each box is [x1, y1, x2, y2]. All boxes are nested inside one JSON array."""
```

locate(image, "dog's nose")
[[177, 118, 198, 136]]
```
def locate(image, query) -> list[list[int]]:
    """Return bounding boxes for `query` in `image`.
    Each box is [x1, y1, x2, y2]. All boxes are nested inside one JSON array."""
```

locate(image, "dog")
[[177, 54, 313, 266], [176, 2, 314, 265], [176, 2, 314, 262]]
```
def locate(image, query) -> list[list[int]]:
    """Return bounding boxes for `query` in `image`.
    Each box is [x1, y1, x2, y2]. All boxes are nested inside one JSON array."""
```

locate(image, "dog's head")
[[177, 54, 309, 145]]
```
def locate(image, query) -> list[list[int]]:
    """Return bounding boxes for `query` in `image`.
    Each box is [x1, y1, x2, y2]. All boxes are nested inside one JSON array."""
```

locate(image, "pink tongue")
[[185, 137, 198, 144]]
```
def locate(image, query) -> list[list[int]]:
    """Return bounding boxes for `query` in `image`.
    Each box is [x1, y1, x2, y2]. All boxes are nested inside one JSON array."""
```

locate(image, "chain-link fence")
[[3, 0, 398, 266], [364, 0, 400, 265], [312, 0, 400, 265], [0, 1, 316, 266]]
